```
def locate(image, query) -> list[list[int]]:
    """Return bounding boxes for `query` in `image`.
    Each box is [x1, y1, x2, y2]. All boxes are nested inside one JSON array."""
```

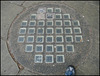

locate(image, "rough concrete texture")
[[22, 1, 42, 8], [1, 1, 23, 41], [9, 1, 25, 6], [17, 68, 38, 75], [63, 1, 99, 75], [1, 40, 19, 75], [1, 1, 99, 75]]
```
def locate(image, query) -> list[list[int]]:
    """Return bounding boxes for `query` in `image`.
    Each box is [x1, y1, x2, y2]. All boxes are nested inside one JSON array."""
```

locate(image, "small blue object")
[[65, 65, 75, 76], [40, 10, 43, 12]]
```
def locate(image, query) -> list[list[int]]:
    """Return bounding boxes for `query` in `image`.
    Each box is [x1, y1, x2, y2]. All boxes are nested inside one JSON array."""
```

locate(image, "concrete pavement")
[[1, 1, 99, 75]]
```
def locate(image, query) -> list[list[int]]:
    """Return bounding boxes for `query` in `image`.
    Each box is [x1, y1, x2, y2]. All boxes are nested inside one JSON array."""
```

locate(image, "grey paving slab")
[[76, 44, 99, 75], [1, 1, 23, 75], [76, 68, 85, 75], [1, 1, 23, 41], [81, 29, 99, 75], [82, 3, 99, 29], [1, 40, 19, 75], [9, 1, 24, 6], [22, 1, 41, 8], [17, 69, 38, 75], [88, 1, 99, 7], [77, 55, 99, 75], [63, 1, 86, 13]]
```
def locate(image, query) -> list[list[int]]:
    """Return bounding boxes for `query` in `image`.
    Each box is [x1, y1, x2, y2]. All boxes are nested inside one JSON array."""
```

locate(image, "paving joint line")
[[1, 37, 7, 42], [20, 1, 25, 6], [9, 1, 26, 9]]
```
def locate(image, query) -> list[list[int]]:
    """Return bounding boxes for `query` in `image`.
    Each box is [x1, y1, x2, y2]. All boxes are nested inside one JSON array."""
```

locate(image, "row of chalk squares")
[[21, 20, 80, 26], [25, 44, 74, 53], [19, 27, 81, 34], [18, 35, 83, 43]]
